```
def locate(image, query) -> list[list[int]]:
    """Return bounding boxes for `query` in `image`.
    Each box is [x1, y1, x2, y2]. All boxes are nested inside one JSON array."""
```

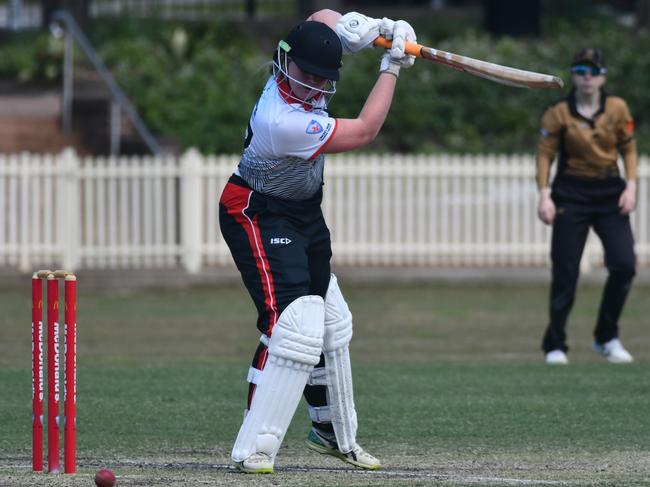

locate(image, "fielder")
[[537, 48, 637, 364], [219, 9, 416, 474]]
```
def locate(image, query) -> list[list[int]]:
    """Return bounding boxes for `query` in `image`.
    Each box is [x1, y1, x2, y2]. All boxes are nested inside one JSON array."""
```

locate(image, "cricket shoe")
[[306, 428, 381, 470], [545, 350, 569, 364], [233, 452, 274, 474], [593, 338, 633, 363]]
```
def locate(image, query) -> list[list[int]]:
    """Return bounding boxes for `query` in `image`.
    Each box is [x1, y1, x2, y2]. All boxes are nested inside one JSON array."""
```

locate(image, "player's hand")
[[537, 189, 556, 225], [336, 12, 382, 54], [379, 18, 416, 69], [619, 180, 637, 214]]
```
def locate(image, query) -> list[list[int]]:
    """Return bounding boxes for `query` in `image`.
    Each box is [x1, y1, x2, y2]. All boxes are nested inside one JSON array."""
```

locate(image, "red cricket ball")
[[95, 468, 117, 487]]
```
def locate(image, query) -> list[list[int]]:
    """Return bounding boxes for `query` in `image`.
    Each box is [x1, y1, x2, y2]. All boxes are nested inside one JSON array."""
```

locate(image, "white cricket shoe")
[[593, 338, 634, 363], [545, 350, 569, 364], [233, 452, 274, 474], [306, 428, 381, 470]]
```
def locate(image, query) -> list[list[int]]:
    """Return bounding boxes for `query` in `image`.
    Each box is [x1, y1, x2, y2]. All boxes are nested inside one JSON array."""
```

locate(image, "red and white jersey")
[[236, 76, 338, 200]]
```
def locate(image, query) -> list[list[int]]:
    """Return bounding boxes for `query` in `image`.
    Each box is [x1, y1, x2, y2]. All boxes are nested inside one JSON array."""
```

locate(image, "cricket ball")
[[95, 468, 117, 487]]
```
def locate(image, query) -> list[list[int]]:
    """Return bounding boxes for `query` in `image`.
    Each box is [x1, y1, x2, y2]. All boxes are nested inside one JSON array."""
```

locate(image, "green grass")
[[2, 364, 649, 481], [1, 282, 649, 486]]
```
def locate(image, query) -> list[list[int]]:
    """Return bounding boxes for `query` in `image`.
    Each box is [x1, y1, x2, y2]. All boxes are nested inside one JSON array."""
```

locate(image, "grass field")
[[1, 281, 649, 486]]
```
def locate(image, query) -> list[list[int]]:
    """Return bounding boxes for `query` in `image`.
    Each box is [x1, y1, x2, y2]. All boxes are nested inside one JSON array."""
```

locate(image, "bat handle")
[[373, 36, 423, 58]]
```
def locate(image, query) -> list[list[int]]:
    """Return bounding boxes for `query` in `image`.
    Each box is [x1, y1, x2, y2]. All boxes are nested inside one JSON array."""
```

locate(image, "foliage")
[[1, 15, 649, 154], [0, 32, 63, 83], [94, 20, 268, 153]]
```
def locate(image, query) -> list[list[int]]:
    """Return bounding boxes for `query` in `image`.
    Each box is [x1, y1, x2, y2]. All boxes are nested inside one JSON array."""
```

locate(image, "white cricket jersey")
[[237, 76, 338, 201]]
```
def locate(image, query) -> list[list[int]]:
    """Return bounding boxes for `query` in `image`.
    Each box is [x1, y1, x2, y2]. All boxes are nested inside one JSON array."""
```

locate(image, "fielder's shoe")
[[545, 349, 569, 364], [593, 338, 633, 363], [306, 428, 381, 470], [233, 452, 274, 474]]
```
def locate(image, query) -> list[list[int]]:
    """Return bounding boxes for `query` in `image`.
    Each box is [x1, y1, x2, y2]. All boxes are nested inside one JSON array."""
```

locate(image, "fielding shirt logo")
[[306, 119, 324, 135]]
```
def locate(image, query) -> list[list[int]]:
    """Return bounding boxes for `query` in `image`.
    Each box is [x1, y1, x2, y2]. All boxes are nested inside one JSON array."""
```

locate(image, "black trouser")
[[219, 175, 333, 433], [542, 177, 636, 352]]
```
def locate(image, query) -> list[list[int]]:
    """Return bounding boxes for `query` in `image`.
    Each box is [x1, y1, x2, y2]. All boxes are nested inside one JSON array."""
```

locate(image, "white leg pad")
[[323, 274, 358, 453], [232, 295, 324, 463]]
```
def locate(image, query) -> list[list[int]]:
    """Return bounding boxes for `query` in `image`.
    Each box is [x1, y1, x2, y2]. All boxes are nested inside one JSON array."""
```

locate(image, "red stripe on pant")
[[221, 182, 279, 333]]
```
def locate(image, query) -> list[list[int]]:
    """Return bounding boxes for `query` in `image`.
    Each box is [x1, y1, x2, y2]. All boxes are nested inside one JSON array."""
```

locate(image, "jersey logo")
[[306, 119, 324, 135], [270, 237, 292, 245]]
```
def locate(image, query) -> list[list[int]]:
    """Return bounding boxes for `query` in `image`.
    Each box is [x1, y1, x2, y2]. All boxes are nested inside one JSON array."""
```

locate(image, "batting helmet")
[[281, 21, 342, 81]]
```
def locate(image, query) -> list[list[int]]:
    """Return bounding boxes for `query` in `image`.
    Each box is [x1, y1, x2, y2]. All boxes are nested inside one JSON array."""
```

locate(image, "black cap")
[[281, 21, 342, 81], [571, 48, 605, 68]]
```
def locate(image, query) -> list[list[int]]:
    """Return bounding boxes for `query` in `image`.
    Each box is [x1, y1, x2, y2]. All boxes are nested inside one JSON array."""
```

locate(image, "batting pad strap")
[[307, 366, 329, 386], [232, 296, 325, 463], [247, 367, 263, 385], [308, 405, 332, 423]]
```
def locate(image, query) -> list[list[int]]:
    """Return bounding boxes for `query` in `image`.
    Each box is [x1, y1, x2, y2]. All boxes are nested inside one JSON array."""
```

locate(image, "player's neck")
[[575, 90, 601, 119]]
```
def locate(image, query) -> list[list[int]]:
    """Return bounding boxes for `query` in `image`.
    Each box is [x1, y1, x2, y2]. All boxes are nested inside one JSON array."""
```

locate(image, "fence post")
[[59, 148, 81, 271], [180, 149, 203, 274]]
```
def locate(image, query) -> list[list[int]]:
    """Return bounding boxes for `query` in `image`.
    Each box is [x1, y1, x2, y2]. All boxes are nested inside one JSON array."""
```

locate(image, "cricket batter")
[[537, 48, 637, 365], [219, 10, 416, 473]]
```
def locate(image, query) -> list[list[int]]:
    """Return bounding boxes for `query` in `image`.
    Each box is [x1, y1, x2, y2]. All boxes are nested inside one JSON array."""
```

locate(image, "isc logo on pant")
[[270, 237, 292, 245]]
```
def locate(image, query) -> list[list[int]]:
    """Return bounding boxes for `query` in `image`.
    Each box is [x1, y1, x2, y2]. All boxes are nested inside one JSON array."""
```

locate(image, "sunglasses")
[[571, 64, 607, 76]]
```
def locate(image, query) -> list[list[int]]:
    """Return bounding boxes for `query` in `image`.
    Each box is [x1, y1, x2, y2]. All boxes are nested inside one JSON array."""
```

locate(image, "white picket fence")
[[1, 149, 649, 273]]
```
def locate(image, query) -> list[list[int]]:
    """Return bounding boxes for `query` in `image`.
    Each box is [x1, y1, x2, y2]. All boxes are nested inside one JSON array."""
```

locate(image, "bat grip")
[[373, 36, 423, 58]]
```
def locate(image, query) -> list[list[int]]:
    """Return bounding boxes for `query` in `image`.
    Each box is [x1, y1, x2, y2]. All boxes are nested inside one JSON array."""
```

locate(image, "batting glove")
[[379, 19, 417, 69], [336, 12, 382, 54]]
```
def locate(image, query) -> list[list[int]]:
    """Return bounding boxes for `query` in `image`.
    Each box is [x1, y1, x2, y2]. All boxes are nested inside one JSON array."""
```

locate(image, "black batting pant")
[[542, 203, 636, 353], [219, 175, 333, 433]]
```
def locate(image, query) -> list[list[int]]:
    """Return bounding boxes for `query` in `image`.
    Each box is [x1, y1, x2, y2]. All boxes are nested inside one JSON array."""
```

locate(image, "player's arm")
[[324, 74, 397, 153], [536, 107, 561, 225], [307, 9, 342, 30], [323, 17, 416, 153], [616, 99, 638, 214]]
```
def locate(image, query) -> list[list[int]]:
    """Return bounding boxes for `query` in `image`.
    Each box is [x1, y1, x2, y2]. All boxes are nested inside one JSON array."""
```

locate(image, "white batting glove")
[[379, 18, 417, 69], [336, 12, 382, 54]]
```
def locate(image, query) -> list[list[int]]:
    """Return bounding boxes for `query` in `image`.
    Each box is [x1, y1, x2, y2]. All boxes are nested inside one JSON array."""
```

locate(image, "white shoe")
[[233, 452, 274, 474], [306, 428, 381, 470], [545, 350, 568, 364], [593, 338, 633, 363]]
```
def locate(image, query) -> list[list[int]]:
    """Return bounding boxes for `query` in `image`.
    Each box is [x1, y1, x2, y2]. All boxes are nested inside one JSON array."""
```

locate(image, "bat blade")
[[420, 46, 563, 89], [374, 37, 563, 89]]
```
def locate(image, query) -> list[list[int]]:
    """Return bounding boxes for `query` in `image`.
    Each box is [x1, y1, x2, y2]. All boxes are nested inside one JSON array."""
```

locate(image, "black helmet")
[[281, 21, 342, 81]]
